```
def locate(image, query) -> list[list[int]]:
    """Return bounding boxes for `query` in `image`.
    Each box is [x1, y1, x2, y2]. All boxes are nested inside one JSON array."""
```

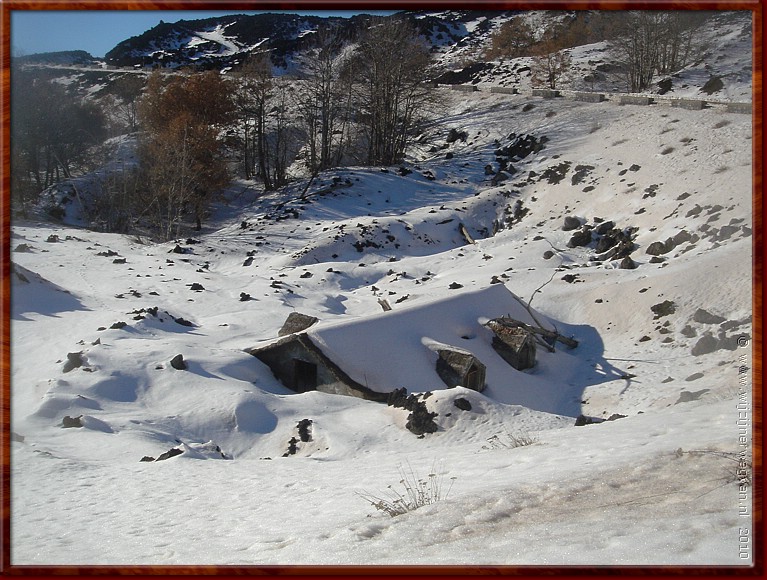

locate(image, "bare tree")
[[234, 54, 275, 188], [235, 54, 300, 190], [352, 17, 433, 166], [531, 41, 572, 89], [609, 11, 707, 93], [486, 17, 536, 59], [108, 74, 145, 133], [11, 68, 107, 214], [137, 70, 235, 237], [296, 24, 347, 175]]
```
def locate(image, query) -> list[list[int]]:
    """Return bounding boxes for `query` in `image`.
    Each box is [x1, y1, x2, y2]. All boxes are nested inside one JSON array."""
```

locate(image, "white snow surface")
[[9, 89, 754, 567]]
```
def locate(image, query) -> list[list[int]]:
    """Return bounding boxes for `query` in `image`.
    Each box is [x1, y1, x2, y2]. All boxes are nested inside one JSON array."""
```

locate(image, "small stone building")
[[247, 333, 387, 402], [485, 318, 537, 371], [435, 349, 487, 392], [247, 286, 545, 401]]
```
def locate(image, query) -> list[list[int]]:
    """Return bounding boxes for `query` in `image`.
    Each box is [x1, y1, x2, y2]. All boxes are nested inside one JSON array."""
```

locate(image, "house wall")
[[491, 336, 536, 371], [252, 336, 388, 402]]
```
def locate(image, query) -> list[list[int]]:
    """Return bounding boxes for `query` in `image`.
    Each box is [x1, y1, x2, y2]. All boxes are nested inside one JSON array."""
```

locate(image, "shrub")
[[357, 461, 456, 517], [675, 448, 751, 487], [482, 429, 539, 450]]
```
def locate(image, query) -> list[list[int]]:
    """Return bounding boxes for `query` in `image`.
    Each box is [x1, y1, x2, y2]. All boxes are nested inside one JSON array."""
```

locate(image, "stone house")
[[247, 285, 542, 401]]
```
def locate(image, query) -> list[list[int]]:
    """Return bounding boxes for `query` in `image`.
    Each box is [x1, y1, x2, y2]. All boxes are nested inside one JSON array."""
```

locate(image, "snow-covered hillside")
[[9, 87, 753, 566]]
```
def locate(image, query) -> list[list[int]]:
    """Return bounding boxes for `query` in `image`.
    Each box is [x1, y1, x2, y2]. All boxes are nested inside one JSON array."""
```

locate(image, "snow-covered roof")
[[278, 284, 544, 394]]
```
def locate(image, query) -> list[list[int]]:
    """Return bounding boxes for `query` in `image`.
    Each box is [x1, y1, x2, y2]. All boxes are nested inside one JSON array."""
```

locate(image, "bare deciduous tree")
[[609, 11, 707, 92], [137, 70, 235, 238], [351, 17, 434, 166]]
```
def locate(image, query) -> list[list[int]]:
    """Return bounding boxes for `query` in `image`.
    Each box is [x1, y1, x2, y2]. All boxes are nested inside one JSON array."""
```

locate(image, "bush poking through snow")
[[357, 461, 456, 517], [675, 448, 752, 488], [482, 429, 539, 450]]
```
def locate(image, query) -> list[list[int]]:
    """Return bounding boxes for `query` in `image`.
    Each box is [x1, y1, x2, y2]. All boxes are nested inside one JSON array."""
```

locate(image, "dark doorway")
[[292, 359, 318, 392]]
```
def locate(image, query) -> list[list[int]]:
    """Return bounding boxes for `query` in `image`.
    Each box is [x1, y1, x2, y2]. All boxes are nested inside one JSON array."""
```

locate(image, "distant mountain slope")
[[15, 49, 98, 66], [98, 9, 751, 100]]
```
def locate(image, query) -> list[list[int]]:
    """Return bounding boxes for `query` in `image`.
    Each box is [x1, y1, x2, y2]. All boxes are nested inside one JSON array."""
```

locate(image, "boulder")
[[595, 220, 615, 235], [619, 257, 638, 269], [62, 352, 85, 373], [170, 354, 187, 370], [62, 415, 83, 428], [646, 240, 671, 256], [562, 216, 581, 231], [691, 333, 719, 356], [567, 228, 593, 248], [156, 447, 184, 461], [453, 398, 472, 411], [693, 309, 726, 324]]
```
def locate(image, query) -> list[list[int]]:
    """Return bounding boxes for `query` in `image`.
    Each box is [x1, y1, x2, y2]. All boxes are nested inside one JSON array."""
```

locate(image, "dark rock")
[[607, 413, 627, 421], [449, 282, 463, 290], [540, 161, 571, 185], [646, 240, 671, 256], [454, 397, 472, 411], [562, 216, 581, 231], [543, 250, 555, 260], [681, 325, 697, 338], [62, 352, 85, 373], [283, 436, 299, 456], [567, 228, 593, 248], [701, 76, 723, 95], [278, 312, 319, 336], [189, 283, 205, 291], [446, 128, 468, 143], [239, 292, 252, 302], [387, 387, 409, 408], [595, 234, 618, 254], [595, 221, 615, 236], [651, 300, 676, 319], [297, 419, 313, 443], [619, 256, 637, 269], [693, 309, 726, 324], [170, 354, 187, 370], [46, 235, 60, 243], [676, 389, 709, 403], [491, 171, 510, 186], [140, 456, 156, 462], [657, 78, 673, 94], [405, 404, 439, 436], [62, 415, 83, 428], [691, 334, 719, 356], [156, 447, 184, 461], [575, 415, 602, 426]]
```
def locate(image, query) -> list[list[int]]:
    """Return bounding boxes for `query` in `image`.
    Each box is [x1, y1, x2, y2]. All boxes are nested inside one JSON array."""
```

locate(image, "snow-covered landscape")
[[6, 9, 755, 569]]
